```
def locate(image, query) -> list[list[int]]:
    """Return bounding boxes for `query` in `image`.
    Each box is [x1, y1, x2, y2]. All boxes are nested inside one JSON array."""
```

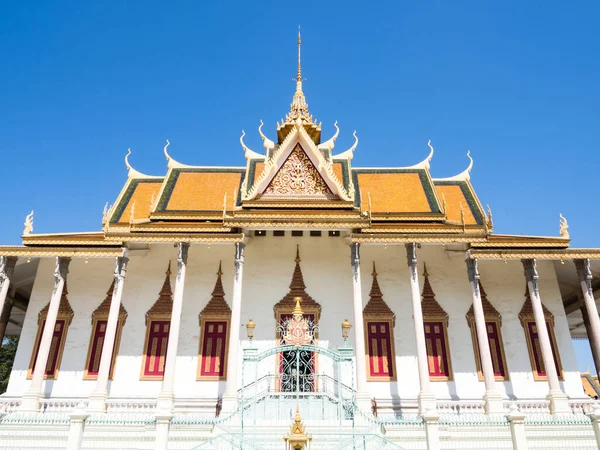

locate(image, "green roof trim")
[[434, 180, 485, 225], [110, 179, 163, 224], [332, 159, 351, 192]]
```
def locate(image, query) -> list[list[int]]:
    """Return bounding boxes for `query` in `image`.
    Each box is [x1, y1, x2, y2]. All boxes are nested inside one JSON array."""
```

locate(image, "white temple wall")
[[5, 235, 584, 402]]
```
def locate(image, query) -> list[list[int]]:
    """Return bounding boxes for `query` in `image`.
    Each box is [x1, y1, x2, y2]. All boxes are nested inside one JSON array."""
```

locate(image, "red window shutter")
[[87, 320, 121, 377], [485, 322, 506, 378], [424, 321, 449, 377], [32, 319, 66, 376], [144, 320, 170, 377], [528, 321, 560, 377], [366, 322, 393, 378], [201, 321, 228, 377]]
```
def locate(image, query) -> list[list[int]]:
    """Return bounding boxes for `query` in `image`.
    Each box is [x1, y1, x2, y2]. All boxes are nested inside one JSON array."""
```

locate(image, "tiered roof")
[[14, 32, 575, 255]]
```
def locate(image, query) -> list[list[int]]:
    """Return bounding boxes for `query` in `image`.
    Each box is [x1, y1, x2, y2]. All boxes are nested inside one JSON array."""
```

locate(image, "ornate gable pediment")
[[244, 124, 352, 202], [263, 144, 335, 199]]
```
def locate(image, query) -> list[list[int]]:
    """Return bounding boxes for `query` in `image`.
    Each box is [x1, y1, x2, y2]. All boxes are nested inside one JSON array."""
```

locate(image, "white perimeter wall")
[[5, 234, 585, 402]]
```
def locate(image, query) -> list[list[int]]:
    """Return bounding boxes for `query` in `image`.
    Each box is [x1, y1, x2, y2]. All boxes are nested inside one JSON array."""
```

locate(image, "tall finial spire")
[[288, 27, 309, 122], [297, 26, 302, 86]]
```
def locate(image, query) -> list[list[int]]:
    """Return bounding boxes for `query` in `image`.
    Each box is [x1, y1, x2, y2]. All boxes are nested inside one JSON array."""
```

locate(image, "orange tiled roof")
[[355, 171, 438, 214], [159, 169, 244, 212]]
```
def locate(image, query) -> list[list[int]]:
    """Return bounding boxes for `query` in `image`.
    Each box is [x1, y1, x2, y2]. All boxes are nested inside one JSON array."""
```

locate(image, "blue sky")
[[1, 2, 599, 372]]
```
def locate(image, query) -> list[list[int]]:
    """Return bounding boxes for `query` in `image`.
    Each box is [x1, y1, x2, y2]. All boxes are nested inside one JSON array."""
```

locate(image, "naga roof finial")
[[163, 139, 171, 162], [559, 213, 569, 239], [23, 210, 34, 235]]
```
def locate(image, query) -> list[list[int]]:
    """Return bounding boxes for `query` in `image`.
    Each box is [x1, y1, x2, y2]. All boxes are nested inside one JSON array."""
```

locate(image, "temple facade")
[[1, 33, 600, 450]]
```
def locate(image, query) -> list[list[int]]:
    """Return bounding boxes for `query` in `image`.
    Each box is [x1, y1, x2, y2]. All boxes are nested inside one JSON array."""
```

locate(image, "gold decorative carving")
[[264, 145, 335, 198]]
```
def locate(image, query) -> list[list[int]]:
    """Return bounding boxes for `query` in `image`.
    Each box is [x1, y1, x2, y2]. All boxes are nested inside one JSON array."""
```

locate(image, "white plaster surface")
[[5, 237, 585, 403]]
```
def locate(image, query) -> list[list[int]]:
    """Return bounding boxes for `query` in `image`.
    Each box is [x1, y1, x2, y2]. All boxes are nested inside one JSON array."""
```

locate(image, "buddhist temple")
[[1, 31, 600, 449]]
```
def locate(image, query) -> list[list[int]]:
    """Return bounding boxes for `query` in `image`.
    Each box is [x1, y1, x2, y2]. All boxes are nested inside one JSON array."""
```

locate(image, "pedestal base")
[[354, 392, 373, 414], [156, 391, 175, 413], [418, 392, 437, 415], [220, 392, 239, 414], [483, 390, 505, 415], [547, 390, 570, 415], [86, 391, 108, 414], [20, 389, 42, 412]]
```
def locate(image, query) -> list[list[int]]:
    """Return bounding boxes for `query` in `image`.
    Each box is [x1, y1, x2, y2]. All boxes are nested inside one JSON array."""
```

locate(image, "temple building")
[[2, 32, 600, 449]]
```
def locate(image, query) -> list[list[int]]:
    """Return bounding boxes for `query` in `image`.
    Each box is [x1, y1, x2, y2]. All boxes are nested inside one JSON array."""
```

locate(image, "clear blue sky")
[[1, 2, 599, 372]]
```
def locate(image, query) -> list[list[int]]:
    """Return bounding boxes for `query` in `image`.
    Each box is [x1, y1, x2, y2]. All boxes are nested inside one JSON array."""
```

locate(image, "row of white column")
[[349, 244, 599, 415], [0, 245, 598, 417]]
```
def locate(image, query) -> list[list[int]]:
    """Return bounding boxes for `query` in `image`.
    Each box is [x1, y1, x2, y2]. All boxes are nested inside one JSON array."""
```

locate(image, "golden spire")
[[289, 27, 310, 122], [297, 26, 302, 88]]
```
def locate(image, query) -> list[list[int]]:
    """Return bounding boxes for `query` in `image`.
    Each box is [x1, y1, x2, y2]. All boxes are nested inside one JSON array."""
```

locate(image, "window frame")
[[522, 319, 564, 381], [197, 316, 230, 381], [423, 320, 453, 382], [467, 318, 509, 382], [140, 318, 171, 381], [83, 318, 126, 380], [27, 318, 70, 380], [364, 318, 397, 382]]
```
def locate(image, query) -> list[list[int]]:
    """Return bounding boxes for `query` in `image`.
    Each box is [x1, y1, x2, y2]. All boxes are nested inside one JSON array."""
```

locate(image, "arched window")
[[197, 263, 231, 380], [519, 284, 563, 381], [140, 262, 173, 380], [465, 281, 508, 381], [28, 282, 74, 380], [363, 263, 396, 381], [421, 265, 452, 381], [83, 279, 128, 380]]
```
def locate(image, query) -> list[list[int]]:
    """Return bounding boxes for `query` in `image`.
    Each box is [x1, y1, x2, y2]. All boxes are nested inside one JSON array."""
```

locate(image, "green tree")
[[0, 336, 19, 394]]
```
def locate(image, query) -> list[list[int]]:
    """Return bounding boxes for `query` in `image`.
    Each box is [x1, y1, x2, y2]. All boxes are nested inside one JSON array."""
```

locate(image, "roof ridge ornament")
[[163, 139, 171, 163], [124, 148, 159, 178], [432, 149, 474, 182], [559, 213, 569, 239], [23, 210, 34, 236], [318, 121, 339, 152], [333, 130, 358, 161], [258, 120, 276, 151], [240, 130, 262, 160]]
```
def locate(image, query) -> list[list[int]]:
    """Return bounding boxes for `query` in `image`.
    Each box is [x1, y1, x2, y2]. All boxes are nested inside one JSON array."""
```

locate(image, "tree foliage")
[[0, 336, 19, 394]]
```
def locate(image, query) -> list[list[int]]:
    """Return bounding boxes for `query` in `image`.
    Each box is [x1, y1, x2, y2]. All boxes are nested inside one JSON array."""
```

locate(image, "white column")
[[575, 259, 600, 374], [157, 242, 190, 412], [590, 404, 600, 448], [405, 243, 435, 413], [21, 257, 71, 412], [88, 250, 129, 413], [350, 243, 368, 395], [0, 256, 18, 324], [465, 256, 503, 414], [522, 259, 569, 414], [223, 242, 245, 405]]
